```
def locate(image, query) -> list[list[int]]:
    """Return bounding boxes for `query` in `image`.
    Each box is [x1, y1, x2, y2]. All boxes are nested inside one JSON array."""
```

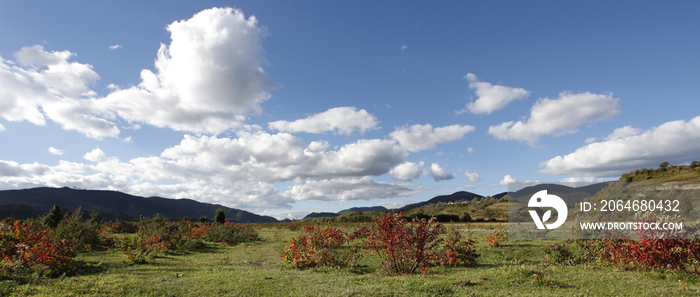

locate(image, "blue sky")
[[1, 1, 699, 219]]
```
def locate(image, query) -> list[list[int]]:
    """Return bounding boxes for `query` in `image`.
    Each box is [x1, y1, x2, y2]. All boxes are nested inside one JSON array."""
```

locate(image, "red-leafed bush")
[[484, 230, 507, 247], [574, 213, 700, 271], [119, 220, 259, 264], [440, 230, 479, 267], [0, 221, 77, 278], [120, 233, 171, 264], [281, 225, 358, 269], [348, 225, 371, 241], [364, 213, 445, 275]]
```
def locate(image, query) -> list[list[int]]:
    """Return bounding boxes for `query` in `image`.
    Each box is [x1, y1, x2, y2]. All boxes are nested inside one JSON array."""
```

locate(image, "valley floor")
[[4, 224, 700, 296]]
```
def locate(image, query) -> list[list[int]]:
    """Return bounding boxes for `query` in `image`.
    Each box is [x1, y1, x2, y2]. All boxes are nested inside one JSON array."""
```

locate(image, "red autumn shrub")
[[281, 225, 358, 269], [577, 213, 700, 271], [348, 225, 371, 241], [364, 213, 445, 275], [120, 233, 171, 264], [0, 221, 77, 277], [440, 230, 479, 267], [484, 230, 507, 247]]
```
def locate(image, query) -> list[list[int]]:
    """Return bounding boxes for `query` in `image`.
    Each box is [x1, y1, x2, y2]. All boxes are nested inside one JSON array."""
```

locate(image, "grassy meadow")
[[3, 222, 699, 297]]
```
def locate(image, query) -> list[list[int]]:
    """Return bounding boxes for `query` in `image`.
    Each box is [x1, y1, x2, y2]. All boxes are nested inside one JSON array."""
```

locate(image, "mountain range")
[[0, 183, 611, 223], [0, 187, 277, 223]]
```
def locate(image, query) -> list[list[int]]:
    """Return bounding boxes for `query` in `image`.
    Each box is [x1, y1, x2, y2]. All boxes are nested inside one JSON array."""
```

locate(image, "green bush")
[[43, 204, 62, 229], [204, 222, 259, 244], [51, 206, 101, 252], [214, 209, 225, 224]]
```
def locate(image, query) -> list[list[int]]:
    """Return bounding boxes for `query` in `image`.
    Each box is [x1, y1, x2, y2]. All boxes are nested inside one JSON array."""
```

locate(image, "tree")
[[214, 208, 226, 224], [199, 215, 210, 224], [44, 204, 63, 228]]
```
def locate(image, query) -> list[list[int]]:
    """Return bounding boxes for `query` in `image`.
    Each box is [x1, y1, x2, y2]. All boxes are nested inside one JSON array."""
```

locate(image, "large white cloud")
[[457, 73, 530, 114], [285, 177, 418, 201], [96, 7, 276, 135], [0, 8, 276, 138], [268, 107, 379, 135], [390, 161, 424, 181], [540, 115, 700, 177], [0, 46, 119, 139], [159, 133, 405, 182], [488, 92, 622, 145], [390, 123, 475, 152], [0, 161, 23, 177], [428, 163, 454, 182]]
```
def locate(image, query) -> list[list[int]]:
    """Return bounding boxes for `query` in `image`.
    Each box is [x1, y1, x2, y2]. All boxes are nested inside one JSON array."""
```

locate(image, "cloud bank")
[[268, 107, 379, 135], [488, 92, 622, 145], [540, 115, 700, 177], [390, 123, 475, 152]]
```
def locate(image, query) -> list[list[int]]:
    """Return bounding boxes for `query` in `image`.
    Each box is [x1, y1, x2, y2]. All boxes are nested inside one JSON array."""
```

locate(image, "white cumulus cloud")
[[0, 45, 118, 139], [1, 8, 277, 138], [0, 160, 24, 177], [83, 148, 113, 163], [457, 73, 530, 114], [464, 170, 480, 181], [268, 107, 379, 135], [390, 161, 424, 181], [498, 174, 517, 186], [97, 7, 276, 135], [428, 163, 454, 182], [48, 147, 64, 155], [605, 125, 642, 140], [488, 92, 622, 145], [390, 123, 475, 152], [539, 115, 700, 177]]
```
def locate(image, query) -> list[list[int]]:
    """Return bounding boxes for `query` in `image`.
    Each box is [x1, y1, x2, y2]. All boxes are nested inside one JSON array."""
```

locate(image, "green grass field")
[[3, 223, 699, 297]]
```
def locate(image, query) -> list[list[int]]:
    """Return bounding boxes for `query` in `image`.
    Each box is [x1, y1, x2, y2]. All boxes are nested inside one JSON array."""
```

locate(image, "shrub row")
[[0, 221, 77, 279], [281, 212, 479, 274]]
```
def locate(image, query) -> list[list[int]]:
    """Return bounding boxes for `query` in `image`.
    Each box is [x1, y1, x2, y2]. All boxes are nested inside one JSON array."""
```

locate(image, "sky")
[[1, 1, 700, 220]]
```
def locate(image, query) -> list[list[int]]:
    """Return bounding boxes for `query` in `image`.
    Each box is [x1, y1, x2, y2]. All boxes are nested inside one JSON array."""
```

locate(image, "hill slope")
[[0, 187, 277, 223], [401, 191, 484, 209]]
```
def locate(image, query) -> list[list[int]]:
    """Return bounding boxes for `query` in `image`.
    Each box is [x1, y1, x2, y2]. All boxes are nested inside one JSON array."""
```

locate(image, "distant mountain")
[[337, 206, 387, 214], [302, 206, 388, 220], [493, 192, 508, 199], [401, 191, 484, 209], [0, 187, 277, 223], [302, 212, 339, 220], [507, 182, 611, 204]]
